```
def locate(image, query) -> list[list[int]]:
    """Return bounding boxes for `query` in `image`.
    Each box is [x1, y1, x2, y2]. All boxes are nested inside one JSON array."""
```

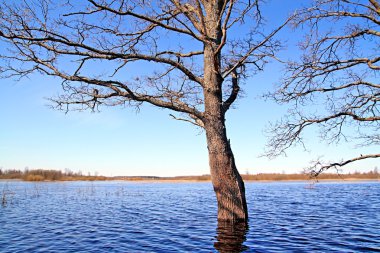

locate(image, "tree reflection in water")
[[214, 221, 249, 253]]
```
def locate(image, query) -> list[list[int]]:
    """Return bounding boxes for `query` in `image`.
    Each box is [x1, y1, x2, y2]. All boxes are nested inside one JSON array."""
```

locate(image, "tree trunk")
[[201, 2, 248, 222], [204, 117, 248, 222]]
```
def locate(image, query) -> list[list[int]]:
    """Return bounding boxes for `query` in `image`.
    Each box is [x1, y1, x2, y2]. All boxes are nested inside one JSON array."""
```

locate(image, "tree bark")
[[203, 42, 248, 222], [201, 1, 248, 222], [204, 116, 248, 222]]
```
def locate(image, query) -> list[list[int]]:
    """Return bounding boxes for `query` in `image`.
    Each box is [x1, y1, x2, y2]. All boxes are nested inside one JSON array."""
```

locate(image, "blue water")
[[0, 181, 379, 252]]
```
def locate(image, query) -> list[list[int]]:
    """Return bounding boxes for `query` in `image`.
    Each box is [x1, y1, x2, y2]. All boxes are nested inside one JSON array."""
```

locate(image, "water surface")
[[0, 181, 379, 252]]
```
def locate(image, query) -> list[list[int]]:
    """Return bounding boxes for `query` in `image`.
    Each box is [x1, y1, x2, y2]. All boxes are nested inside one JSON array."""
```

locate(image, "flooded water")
[[0, 181, 379, 252]]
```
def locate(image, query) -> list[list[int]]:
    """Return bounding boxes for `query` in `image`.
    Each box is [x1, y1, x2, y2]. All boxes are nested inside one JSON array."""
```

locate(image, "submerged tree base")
[[214, 220, 249, 253]]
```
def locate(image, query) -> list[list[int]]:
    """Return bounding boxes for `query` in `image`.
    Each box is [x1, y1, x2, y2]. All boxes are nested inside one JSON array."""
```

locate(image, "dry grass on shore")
[[0, 168, 379, 182], [116, 171, 380, 182], [0, 169, 108, 182]]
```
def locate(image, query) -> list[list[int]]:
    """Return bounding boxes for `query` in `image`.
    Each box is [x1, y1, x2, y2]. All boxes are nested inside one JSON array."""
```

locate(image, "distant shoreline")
[[1, 169, 379, 182], [1, 178, 379, 183], [112, 178, 380, 183], [113, 173, 380, 182]]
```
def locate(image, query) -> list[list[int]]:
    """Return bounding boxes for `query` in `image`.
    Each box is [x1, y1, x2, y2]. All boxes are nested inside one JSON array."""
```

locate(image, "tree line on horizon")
[[0, 168, 107, 181], [1, 168, 378, 181]]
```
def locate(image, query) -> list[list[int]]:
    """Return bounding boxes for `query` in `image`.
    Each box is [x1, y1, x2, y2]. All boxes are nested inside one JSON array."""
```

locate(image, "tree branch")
[[87, 0, 204, 41], [169, 113, 205, 128], [222, 15, 293, 78], [308, 154, 380, 178], [266, 0, 380, 172], [222, 68, 239, 113]]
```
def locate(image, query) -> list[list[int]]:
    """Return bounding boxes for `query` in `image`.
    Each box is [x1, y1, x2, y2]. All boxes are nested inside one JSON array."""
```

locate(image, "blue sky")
[[0, 0, 378, 176]]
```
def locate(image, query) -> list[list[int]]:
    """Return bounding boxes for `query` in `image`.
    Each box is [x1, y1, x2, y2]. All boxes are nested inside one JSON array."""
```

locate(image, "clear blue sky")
[[0, 0, 378, 176]]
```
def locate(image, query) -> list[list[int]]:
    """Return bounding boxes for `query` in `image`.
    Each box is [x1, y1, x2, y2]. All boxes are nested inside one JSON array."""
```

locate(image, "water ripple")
[[0, 181, 379, 252]]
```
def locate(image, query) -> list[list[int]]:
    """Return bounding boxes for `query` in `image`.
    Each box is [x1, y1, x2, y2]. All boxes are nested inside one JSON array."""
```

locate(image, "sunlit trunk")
[[204, 116, 248, 221], [202, 2, 248, 222], [203, 41, 248, 220]]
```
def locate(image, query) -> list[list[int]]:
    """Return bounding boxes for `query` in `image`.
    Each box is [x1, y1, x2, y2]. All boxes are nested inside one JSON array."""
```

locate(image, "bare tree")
[[266, 0, 380, 177], [0, 0, 289, 222]]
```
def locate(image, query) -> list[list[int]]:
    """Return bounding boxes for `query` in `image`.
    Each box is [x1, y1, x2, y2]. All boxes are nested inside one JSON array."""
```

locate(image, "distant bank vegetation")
[[114, 170, 380, 181], [242, 171, 380, 181], [0, 169, 107, 181], [0, 168, 379, 182]]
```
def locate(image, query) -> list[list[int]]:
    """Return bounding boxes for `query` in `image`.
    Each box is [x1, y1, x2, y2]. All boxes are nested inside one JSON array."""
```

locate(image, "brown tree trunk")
[[201, 2, 248, 222], [202, 54, 248, 221], [204, 116, 248, 222]]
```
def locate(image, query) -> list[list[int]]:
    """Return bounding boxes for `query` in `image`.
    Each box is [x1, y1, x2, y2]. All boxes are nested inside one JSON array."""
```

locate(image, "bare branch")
[[222, 68, 239, 113], [308, 154, 380, 178], [266, 0, 380, 172], [169, 113, 205, 128], [87, 0, 204, 41], [222, 15, 293, 79]]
